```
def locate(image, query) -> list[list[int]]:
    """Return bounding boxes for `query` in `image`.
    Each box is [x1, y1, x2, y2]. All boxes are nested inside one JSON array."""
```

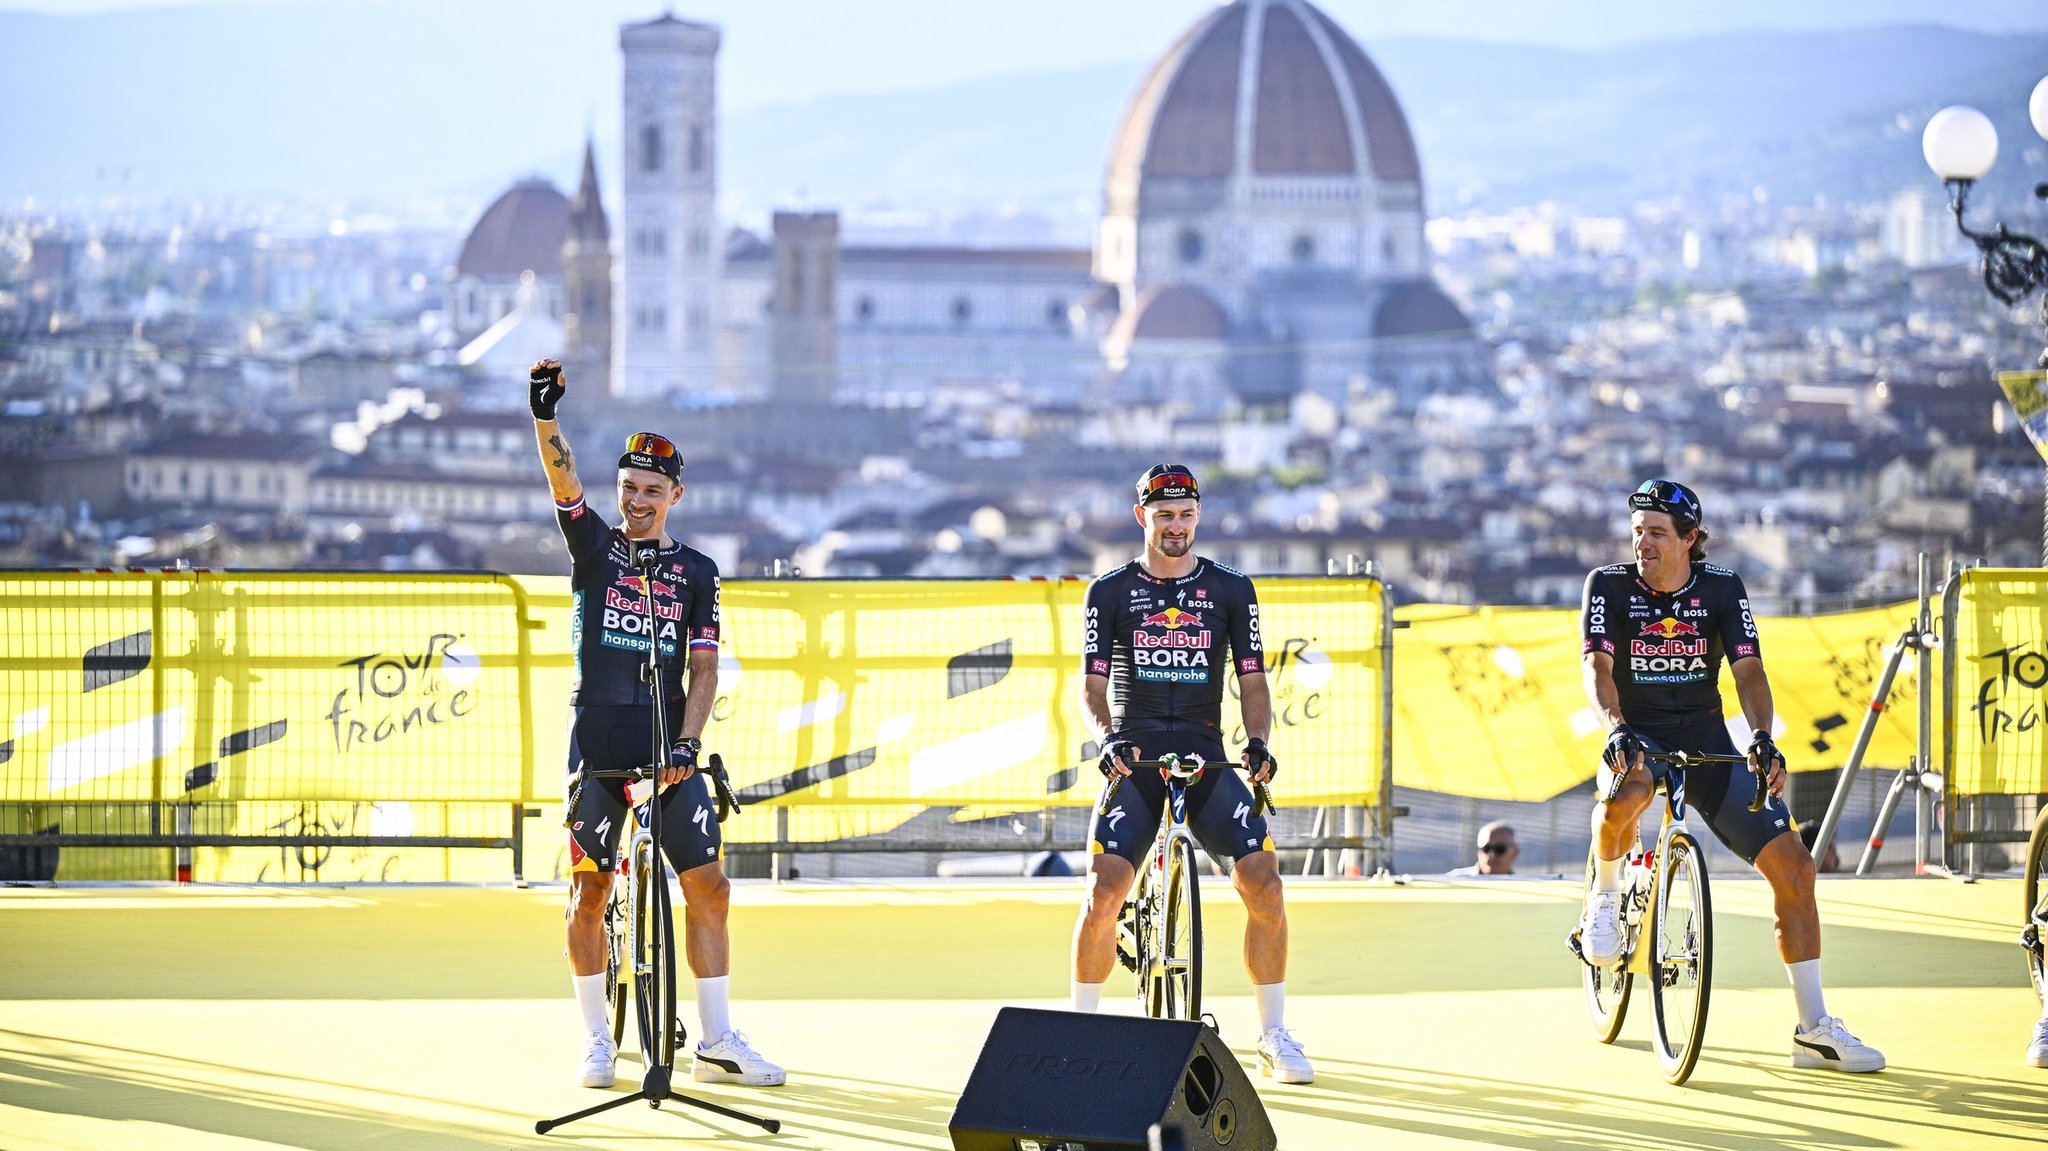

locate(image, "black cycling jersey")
[[1081, 557, 1264, 731], [1581, 561, 1760, 727], [557, 494, 720, 707]]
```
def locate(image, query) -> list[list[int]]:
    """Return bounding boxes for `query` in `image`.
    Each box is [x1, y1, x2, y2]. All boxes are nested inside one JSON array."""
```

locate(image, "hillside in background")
[[2, 3, 2044, 229]]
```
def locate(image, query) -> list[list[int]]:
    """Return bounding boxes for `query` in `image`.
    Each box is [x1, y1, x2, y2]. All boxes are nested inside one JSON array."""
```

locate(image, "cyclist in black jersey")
[[1576, 479, 1883, 1073], [1068, 463, 1312, 1084], [530, 358, 783, 1091]]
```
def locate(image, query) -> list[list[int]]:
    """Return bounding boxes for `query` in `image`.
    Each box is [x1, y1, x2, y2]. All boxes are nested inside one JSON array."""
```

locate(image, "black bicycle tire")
[[606, 868, 629, 1047], [1137, 858, 1166, 1017], [1650, 831, 1712, 1085], [1579, 849, 1632, 1043], [2026, 809, 2048, 1004], [631, 838, 677, 1067], [1162, 836, 1202, 1022]]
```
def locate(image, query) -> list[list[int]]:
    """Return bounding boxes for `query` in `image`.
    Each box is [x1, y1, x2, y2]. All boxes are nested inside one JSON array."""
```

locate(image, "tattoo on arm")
[[547, 435, 573, 471]]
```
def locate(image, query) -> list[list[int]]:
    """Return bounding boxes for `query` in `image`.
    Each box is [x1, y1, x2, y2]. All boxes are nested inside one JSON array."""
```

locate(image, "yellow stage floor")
[[2, 876, 2042, 1149]]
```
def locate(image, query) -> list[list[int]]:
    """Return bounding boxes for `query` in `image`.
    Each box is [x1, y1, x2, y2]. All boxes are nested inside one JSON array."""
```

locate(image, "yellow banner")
[[0, 572, 533, 807], [1946, 568, 2048, 795], [1392, 600, 1923, 801], [519, 575, 1388, 809]]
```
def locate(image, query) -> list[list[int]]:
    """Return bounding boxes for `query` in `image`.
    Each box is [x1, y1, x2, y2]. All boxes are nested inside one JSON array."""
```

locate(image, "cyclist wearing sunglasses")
[[529, 358, 784, 1091], [1576, 479, 1883, 1073], [1068, 463, 1312, 1084]]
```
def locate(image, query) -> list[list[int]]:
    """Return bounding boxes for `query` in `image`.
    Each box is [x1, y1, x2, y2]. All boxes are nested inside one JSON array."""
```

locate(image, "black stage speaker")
[[949, 1007, 1276, 1151]]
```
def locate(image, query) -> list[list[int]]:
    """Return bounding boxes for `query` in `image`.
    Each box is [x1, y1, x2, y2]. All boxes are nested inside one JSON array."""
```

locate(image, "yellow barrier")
[[1392, 599, 1923, 802], [0, 571, 533, 807], [515, 574, 1389, 810], [1943, 568, 2048, 795]]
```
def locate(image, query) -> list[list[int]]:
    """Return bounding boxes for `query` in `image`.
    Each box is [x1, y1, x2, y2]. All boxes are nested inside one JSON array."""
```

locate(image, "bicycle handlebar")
[[1636, 750, 1768, 812], [566, 755, 745, 824], [1096, 755, 1278, 819]]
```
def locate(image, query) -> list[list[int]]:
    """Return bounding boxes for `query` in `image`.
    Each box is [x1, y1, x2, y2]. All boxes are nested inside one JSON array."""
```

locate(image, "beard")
[[1156, 535, 1192, 557]]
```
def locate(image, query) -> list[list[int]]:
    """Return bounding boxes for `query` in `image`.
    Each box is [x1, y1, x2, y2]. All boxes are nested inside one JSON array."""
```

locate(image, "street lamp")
[[1922, 77, 2048, 566]]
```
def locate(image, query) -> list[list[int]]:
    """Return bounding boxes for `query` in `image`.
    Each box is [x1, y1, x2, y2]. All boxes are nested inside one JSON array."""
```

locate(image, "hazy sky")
[[5, 0, 2045, 110]]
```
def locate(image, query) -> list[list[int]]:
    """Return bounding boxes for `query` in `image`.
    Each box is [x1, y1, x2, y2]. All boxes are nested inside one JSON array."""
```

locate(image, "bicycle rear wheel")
[[1135, 858, 1167, 1017], [1649, 831, 1712, 1085], [1160, 836, 1202, 1022], [630, 838, 679, 1069], [1578, 851, 1631, 1042], [2026, 809, 2048, 1004]]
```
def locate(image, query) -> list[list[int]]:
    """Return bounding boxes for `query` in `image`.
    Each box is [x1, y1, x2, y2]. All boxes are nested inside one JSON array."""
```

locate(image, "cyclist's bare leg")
[[1752, 829, 1820, 963], [1232, 849, 1287, 984], [567, 867, 617, 977], [1073, 853, 1136, 983], [1594, 758, 1654, 860], [679, 861, 732, 978]]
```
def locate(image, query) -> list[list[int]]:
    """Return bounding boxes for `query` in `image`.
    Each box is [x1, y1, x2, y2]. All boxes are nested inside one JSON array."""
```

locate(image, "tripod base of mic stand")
[[535, 1064, 782, 1136]]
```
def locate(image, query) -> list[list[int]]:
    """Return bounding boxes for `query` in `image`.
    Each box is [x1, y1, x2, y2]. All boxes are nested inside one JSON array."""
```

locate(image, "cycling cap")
[[1137, 463, 1200, 505], [618, 431, 683, 481], [1629, 479, 1701, 529]]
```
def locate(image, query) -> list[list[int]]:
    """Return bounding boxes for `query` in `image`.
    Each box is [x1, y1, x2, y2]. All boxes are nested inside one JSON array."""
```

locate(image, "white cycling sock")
[[697, 976, 732, 1042], [1071, 980, 1103, 1013], [1254, 982, 1286, 1033], [1786, 959, 1826, 1031], [572, 972, 610, 1036], [1592, 854, 1627, 893]]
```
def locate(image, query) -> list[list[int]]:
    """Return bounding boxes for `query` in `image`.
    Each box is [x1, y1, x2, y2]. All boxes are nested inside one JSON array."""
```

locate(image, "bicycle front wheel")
[[630, 838, 679, 1069], [1578, 850, 1631, 1043], [1649, 831, 1712, 1085], [1159, 836, 1202, 1022], [2025, 809, 2048, 1004], [605, 865, 629, 1047]]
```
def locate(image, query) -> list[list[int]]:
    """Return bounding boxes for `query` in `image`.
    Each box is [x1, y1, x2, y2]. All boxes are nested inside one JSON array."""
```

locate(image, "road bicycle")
[[1569, 749, 1747, 1085], [1101, 754, 1274, 1022], [2024, 803, 2048, 1006], [541, 753, 771, 1135], [587, 754, 744, 1059]]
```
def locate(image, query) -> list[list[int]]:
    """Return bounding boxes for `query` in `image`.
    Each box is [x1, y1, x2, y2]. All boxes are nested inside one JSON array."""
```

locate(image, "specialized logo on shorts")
[[594, 816, 612, 841], [1106, 809, 1126, 831], [693, 805, 710, 836], [1235, 801, 1250, 828]]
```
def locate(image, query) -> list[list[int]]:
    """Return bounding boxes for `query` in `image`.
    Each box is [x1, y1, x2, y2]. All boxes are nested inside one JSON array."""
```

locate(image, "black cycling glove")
[[1098, 736, 1137, 778], [668, 737, 701, 776], [1602, 724, 1645, 770], [529, 360, 566, 421], [1748, 729, 1783, 771], [1243, 737, 1277, 780]]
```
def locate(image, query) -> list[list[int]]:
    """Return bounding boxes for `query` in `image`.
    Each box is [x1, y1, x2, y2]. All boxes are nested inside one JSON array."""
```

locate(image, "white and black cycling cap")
[[1629, 479, 1701, 530], [1137, 463, 1200, 504]]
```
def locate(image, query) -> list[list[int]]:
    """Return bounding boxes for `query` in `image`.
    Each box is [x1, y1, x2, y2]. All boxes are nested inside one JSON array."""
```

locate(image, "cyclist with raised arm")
[[1069, 463, 1311, 1084], [530, 358, 784, 1091], [1575, 479, 1884, 1073]]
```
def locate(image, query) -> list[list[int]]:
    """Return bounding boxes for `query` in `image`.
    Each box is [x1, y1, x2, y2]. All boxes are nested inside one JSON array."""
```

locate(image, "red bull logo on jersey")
[[1139, 607, 1202, 630], [1631, 616, 1708, 675], [1642, 616, 1700, 640]]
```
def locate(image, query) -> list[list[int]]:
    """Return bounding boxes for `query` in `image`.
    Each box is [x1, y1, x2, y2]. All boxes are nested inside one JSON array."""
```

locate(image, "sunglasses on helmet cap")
[[618, 431, 683, 480], [1137, 464, 1200, 504], [1628, 479, 1701, 526]]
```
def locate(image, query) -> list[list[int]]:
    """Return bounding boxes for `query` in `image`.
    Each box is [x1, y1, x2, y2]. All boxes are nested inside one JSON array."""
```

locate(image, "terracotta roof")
[[1374, 281, 1471, 339], [456, 178, 570, 279], [1106, 0, 1423, 210]]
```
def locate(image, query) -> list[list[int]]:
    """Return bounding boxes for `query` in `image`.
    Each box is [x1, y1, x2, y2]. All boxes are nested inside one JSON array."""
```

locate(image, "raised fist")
[[529, 358, 566, 421]]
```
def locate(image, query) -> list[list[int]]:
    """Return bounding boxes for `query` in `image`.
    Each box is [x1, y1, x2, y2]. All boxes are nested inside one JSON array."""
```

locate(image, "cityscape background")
[[3, 0, 2047, 616]]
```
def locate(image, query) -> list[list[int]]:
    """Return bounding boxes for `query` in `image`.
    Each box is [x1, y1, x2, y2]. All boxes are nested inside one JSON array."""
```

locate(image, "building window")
[[688, 124, 706, 173], [854, 296, 874, 322], [1177, 229, 1204, 265], [687, 303, 706, 336], [952, 296, 972, 325], [641, 124, 663, 173], [635, 228, 667, 257], [687, 228, 708, 259], [635, 304, 666, 333], [1382, 235, 1397, 263], [1291, 234, 1316, 264], [1046, 299, 1068, 329]]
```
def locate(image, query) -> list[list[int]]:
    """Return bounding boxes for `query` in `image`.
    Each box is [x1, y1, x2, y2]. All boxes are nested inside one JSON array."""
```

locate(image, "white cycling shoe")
[[1258, 1026, 1314, 1084], [1791, 1015, 1885, 1073], [693, 1030, 786, 1086], [579, 1030, 618, 1089], [1577, 890, 1626, 966], [2026, 1017, 2048, 1069]]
